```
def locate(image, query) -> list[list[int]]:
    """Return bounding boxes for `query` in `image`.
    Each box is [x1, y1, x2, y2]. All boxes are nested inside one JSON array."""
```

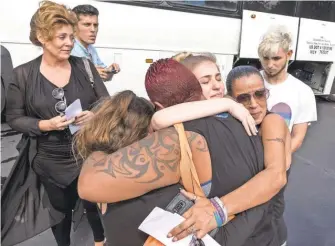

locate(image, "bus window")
[[106, 1, 241, 17], [296, 1, 335, 22], [103, 1, 163, 8], [243, 1, 297, 16], [169, 1, 239, 12]]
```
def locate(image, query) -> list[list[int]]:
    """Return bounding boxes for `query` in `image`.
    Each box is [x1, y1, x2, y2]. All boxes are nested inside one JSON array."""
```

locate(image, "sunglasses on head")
[[236, 88, 269, 105]]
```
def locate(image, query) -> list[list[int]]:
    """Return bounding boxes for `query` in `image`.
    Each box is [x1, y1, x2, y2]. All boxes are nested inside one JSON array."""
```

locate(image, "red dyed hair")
[[145, 59, 202, 107]]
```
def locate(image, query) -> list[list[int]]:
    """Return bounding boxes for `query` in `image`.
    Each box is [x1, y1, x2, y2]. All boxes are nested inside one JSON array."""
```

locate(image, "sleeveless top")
[[101, 114, 278, 246]]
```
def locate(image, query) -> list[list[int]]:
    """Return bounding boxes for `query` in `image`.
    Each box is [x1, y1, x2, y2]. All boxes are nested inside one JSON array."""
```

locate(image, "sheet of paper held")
[[138, 207, 220, 246], [64, 99, 82, 135]]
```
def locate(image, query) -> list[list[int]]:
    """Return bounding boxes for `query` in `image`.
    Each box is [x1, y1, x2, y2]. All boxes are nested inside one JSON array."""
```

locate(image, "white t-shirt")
[[262, 72, 317, 132]]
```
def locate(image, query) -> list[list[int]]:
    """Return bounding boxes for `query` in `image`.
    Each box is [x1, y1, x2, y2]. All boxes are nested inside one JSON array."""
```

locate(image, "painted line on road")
[[295, 154, 335, 179], [1, 156, 17, 164], [1, 130, 21, 137]]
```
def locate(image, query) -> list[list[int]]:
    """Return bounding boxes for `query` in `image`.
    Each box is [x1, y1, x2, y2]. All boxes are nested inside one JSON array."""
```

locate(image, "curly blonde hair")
[[30, 0, 77, 46]]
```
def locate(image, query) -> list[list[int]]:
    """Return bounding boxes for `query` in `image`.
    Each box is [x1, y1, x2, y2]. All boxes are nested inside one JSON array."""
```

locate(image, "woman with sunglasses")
[[151, 65, 291, 243], [78, 59, 284, 246], [4, 1, 108, 246]]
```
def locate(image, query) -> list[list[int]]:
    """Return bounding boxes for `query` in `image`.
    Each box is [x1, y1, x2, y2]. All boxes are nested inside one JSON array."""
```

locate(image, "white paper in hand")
[[65, 99, 82, 134], [138, 207, 220, 246]]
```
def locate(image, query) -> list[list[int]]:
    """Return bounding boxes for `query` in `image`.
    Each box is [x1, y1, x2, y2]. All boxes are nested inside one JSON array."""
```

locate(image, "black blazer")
[[5, 55, 109, 136]]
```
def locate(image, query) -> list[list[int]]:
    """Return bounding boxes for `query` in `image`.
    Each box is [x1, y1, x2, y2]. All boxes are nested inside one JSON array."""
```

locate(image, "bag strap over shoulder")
[[82, 58, 94, 88], [174, 123, 204, 197], [143, 123, 205, 246]]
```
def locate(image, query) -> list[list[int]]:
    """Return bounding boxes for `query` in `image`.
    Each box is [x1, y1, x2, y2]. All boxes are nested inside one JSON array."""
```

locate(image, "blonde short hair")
[[172, 51, 217, 63], [172, 52, 193, 62], [258, 25, 292, 58], [30, 1, 77, 46]]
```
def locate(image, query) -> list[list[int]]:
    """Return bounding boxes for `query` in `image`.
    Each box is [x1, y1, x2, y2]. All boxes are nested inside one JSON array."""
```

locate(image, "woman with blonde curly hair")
[[3, 1, 108, 245]]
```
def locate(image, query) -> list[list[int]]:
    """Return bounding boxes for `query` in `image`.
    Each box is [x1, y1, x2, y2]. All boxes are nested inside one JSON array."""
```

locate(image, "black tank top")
[[101, 114, 277, 246]]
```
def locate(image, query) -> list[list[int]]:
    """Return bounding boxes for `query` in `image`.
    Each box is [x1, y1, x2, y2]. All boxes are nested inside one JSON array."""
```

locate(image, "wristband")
[[213, 211, 223, 227], [210, 198, 225, 227], [214, 197, 228, 225]]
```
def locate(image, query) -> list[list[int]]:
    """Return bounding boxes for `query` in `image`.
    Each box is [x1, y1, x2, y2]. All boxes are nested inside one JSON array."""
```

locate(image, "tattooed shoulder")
[[186, 131, 209, 152], [85, 128, 181, 183]]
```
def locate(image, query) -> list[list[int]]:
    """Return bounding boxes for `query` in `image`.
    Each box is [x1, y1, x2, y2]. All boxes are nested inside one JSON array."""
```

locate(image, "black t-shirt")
[[184, 114, 277, 246], [102, 114, 278, 246], [32, 58, 108, 187]]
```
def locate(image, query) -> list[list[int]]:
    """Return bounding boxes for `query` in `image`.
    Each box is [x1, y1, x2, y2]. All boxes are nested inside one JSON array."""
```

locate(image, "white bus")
[[1, 0, 335, 99]]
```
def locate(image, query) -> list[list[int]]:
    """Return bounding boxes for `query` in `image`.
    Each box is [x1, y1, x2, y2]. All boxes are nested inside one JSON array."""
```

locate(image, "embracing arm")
[[216, 202, 270, 246], [170, 190, 271, 245], [151, 98, 235, 130], [78, 128, 182, 203], [220, 113, 289, 216], [151, 98, 256, 136]]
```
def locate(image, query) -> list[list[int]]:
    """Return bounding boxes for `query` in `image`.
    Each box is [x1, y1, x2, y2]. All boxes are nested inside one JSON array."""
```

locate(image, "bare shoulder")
[[262, 113, 287, 129], [185, 131, 209, 152], [78, 128, 182, 202], [185, 131, 211, 182], [82, 127, 181, 183], [261, 113, 289, 145]]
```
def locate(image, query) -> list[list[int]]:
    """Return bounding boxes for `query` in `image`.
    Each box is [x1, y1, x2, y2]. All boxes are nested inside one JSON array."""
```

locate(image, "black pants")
[[40, 177, 105, 245], [83, 200, 105, 242]]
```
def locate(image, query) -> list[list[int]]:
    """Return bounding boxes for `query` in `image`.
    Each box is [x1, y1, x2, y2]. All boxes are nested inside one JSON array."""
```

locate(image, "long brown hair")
[[74, 90, 155, 160]]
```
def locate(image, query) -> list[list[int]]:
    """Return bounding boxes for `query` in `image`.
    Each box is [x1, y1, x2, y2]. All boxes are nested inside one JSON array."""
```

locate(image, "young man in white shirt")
[[258, 25, 317, 153], [258, 25, 317, 246]]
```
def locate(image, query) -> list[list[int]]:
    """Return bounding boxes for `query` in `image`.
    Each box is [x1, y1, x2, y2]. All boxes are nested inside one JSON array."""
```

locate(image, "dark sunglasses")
[[52, 88, 67, 115], [236, 88, 269, 105]]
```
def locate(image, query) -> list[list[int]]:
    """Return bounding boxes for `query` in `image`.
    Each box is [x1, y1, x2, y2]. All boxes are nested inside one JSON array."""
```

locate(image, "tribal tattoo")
[[84, 128, 208, 184], [186, 131, 209, 152]]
